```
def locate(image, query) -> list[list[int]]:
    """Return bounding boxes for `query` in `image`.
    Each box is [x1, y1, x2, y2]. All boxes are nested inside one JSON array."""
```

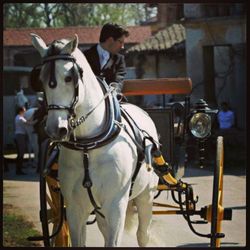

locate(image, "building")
[[126, 23, 186, 107], [183, 3, 246, 129]]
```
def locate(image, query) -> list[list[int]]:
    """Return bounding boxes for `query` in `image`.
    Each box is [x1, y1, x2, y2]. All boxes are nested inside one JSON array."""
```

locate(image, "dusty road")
[[3, 162, 246, 247]]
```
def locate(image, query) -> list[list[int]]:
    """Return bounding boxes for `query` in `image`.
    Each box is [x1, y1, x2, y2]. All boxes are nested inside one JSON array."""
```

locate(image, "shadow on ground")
[[3, 163, 40, 182]]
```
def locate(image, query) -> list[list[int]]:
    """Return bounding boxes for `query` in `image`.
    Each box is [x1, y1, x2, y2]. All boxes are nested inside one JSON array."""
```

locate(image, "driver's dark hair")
[[99, 23, 129, 43]]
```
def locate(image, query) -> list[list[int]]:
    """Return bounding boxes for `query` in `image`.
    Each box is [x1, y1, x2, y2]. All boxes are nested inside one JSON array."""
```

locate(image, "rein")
[[69, 84, 116, 129]]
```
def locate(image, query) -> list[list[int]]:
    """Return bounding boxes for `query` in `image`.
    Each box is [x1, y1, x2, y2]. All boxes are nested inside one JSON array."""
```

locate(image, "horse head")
[[31, 33, 83, 141]]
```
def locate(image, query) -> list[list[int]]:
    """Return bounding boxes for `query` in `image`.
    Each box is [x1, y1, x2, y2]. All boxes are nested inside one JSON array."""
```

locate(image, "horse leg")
[[58, 151, 92, 246], [65, 201, 92, 247], [103, 199, 128, 247], [60, 178, 92, 246], [96, 213, 108, 244], [134, 189, 154, 247]]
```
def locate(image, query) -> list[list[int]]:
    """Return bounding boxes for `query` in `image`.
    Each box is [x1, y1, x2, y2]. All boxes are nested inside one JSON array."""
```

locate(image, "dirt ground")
[[3, 161, 246, 247]]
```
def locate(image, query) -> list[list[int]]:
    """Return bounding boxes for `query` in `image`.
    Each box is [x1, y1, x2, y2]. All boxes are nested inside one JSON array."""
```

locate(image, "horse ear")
[[61, 34, 78, 54], [30, 33, 48, 57]]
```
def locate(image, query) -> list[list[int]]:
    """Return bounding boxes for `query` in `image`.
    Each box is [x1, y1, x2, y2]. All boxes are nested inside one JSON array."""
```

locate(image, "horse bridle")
[[38, 54, 117, 131], [41, 54, 83, 119]]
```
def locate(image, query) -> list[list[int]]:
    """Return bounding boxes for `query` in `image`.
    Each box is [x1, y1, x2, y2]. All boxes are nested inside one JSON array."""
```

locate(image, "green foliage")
[[4, 3, 43, 28], [3, 204, 41, 247], [4, 3, 152, 29], [86, 3, 146, 26]]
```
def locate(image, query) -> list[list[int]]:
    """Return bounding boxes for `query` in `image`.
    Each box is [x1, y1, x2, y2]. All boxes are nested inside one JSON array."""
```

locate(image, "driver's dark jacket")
[[83, 45, 126, 93]]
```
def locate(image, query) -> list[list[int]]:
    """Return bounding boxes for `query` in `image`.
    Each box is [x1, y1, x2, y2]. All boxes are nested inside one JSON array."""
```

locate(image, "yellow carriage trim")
[[153, 151, 186, 189]]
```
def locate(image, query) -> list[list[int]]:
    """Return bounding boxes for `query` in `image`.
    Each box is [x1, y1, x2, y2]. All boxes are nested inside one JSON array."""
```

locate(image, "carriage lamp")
[[189, 99, 212, 139], [188, 99, 218, 168], [189, 112, 211, 138]]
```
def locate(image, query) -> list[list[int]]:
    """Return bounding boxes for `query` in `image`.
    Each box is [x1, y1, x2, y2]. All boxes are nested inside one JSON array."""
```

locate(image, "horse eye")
[[65, 76, 72, 82]]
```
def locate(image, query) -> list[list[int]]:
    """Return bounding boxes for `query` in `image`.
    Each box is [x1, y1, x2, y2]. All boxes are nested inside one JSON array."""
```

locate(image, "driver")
[[83, 23, 129, 94]]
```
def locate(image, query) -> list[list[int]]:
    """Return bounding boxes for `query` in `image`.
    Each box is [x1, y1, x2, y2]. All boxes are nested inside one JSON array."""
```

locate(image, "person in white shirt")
[[97, 43, 110, 70], [14, 106, 29, 175], [23, 107, 39, 169]]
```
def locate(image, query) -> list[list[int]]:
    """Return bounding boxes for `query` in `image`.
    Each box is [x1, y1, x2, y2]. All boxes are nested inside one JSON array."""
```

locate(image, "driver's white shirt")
[[97, 44, 110, 69]]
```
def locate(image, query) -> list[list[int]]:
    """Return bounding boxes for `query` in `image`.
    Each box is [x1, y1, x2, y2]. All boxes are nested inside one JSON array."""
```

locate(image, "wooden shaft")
[[122, 78, 192, 96], [153, 202, 180, 209], [152, 210, 182, 215]]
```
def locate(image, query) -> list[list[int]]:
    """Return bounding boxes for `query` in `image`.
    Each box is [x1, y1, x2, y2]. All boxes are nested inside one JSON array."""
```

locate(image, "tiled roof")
[[3, 26, 152, 46], [127, 24, 185, 53]]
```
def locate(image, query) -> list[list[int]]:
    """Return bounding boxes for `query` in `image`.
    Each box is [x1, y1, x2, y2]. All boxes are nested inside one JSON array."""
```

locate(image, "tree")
[[54, 3, 92, 27], [41, 3, 59, 27], [51, 3, 148, 27], [4, 3, 43, 28], [4, 3, 155, 29]]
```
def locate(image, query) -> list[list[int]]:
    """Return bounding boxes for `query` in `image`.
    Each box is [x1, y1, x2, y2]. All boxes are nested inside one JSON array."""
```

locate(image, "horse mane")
[[46, 39, 69, 56]]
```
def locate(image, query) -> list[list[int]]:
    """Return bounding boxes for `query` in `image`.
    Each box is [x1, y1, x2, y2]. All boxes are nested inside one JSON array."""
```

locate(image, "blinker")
[[49, 60, 57, 88], [30, 54, 83, 92]]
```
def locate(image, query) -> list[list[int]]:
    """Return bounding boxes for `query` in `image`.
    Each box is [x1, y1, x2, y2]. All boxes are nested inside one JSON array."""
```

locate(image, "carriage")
[[27, 34, 232, 247]]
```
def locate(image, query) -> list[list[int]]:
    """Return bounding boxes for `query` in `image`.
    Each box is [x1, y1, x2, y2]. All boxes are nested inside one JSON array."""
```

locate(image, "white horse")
[[31, 33, 160, 247]]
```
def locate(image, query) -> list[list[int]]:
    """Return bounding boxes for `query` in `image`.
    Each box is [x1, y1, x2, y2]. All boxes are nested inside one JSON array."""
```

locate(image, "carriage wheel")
[[210, 136, 224, 247], [39, 139, 71, 247]]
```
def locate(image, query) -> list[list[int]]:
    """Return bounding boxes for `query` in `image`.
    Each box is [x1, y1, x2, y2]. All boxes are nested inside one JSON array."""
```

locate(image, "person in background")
[[84, 23, 129, 94], [14, 106, 28, 175], [217, 101, 235, 130], [216, 101, 237, 167], [23, 107, 39, 169], [32, 95, 49, 173]]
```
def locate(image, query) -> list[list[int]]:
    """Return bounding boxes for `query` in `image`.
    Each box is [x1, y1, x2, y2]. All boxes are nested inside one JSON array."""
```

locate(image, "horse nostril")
[[58, 127, 68, 137]]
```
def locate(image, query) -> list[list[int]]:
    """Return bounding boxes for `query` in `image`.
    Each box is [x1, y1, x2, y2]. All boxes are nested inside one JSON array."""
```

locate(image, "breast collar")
[[61, 77, 122, 151]]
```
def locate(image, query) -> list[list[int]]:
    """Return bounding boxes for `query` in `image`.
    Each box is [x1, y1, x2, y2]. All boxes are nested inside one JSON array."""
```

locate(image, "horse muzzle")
[[45, 115, 70, 141]]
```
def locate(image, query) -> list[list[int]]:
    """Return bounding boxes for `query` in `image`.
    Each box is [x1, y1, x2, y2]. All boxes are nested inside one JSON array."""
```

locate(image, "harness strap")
[[70, 85, 115, 129], [120, 108, 144, 153], [119, 108, 146, 197], [129, 153, 145, 197], [49, 60, 57, 88], [64, 77, 121, 150], [82, 148, 105, 218], [86, 189, 105, 218], [82, 151, 92, 188], [119, 106, 161, 197], [115, 121, 144, 197]]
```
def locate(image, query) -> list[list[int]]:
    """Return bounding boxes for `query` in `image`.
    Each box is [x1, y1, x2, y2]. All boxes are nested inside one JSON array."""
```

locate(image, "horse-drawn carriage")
[[27, 34, 232, 247]]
